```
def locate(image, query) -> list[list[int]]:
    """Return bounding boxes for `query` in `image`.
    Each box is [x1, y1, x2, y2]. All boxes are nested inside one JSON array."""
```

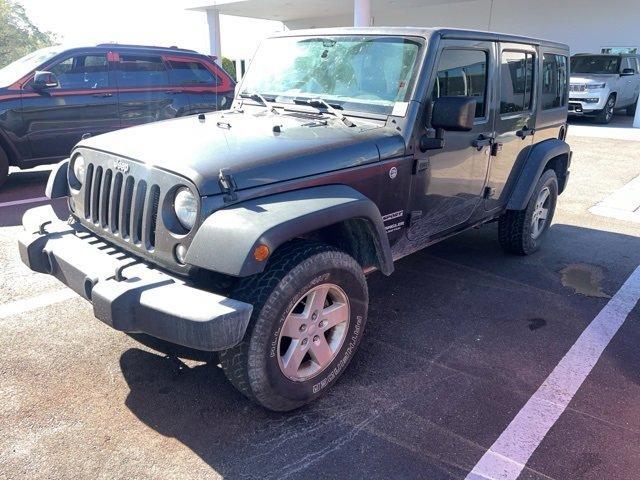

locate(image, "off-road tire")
[[498, 169, 558, 255], [219, 240, 368, 411], [626, 98, 638, 116], [0, 147, 8, 189], [595, 95, 615, 124]]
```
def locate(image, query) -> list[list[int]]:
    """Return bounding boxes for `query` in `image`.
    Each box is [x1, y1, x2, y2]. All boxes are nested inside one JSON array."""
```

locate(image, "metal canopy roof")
[[187, 0, 460, 22]]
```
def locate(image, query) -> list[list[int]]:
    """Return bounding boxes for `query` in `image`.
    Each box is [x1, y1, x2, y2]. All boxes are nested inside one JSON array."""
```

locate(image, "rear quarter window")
[[542, 54, 568, 110], [168, 60, 221, 85]]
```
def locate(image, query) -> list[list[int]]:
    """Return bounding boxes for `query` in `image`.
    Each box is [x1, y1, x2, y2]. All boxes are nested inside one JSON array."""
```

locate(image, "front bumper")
[[568, 90, 609, 114], [18, 206, 253, 351]]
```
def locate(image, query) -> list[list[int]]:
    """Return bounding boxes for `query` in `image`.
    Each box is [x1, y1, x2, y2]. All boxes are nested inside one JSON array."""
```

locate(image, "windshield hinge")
[[218, 168, 238, 202]]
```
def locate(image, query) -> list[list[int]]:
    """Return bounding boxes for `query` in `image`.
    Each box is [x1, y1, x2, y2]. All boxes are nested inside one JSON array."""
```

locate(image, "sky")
[[19, 0, 285, 60]]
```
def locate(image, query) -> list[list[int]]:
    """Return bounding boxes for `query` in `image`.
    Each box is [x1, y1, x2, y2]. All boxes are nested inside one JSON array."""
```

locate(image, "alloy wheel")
[[277, 283, 350, 381], [531, 186, 551, 239]]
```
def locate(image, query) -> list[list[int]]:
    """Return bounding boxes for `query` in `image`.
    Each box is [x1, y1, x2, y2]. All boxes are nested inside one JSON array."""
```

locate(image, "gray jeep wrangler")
[[19, 28, 572, 411]]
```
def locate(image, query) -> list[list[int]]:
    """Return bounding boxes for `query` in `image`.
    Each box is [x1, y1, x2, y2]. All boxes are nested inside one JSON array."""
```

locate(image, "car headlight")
[[586, 83, 606, 90], [72, 154, 85, 185], [174, 187, 197, 230]]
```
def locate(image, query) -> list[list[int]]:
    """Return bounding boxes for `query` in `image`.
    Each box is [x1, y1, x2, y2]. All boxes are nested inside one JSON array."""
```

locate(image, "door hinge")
[[413, 158, 430, 174]]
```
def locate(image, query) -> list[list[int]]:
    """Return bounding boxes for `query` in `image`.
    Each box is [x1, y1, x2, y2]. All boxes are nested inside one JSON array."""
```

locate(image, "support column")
[[353, 0, 372, 27], [206, 8, 222, 64]]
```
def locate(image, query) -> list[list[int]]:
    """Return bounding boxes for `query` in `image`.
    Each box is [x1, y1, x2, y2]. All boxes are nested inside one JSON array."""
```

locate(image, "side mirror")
[[32, 71, 59, 90], [621, 68, 635, 76], [431, 96, 476, 131]]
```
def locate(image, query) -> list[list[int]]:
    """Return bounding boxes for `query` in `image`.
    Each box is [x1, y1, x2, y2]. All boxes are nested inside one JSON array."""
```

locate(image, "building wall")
[[285, 0, 640, 54]]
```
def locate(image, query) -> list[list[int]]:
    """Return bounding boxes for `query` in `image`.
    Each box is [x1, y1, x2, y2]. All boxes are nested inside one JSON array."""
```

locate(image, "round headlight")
[[72, 154, 85, 185], [174, 188, 197, 230]]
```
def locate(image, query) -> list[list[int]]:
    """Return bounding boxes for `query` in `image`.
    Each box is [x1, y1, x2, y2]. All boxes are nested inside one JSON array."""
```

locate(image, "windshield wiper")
[[239, 91, 280, 115], [293, 97, 356, 127]]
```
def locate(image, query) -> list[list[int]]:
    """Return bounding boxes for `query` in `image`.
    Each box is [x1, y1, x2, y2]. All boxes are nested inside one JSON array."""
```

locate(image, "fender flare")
[[186, 185, 394, 277], [506, 138, 571, 211]]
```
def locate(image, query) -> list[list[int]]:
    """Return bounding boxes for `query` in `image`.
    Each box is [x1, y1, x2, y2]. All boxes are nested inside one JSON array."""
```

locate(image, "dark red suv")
[[0, 43, 235, 186]]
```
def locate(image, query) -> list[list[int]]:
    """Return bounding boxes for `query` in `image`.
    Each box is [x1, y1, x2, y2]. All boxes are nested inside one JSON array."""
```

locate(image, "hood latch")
[[218, 168, 238, 202]]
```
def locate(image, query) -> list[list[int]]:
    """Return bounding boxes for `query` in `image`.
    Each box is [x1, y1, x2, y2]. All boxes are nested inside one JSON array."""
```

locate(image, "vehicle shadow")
[[0, 169, 68, 228], [118, 222, 640, 479]]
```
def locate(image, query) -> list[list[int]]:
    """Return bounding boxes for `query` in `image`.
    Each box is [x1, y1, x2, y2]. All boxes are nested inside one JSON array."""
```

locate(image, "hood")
[[570, 74, 618, 84], [78, 109, 406, 196]]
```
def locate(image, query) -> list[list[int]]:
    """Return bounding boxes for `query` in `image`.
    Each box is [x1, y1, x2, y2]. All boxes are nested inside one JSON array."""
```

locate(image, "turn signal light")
[[253, 244, 270, 262]]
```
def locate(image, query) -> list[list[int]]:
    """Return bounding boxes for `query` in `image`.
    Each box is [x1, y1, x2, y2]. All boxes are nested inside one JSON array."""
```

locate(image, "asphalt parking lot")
[[1, 116, 639, 479]]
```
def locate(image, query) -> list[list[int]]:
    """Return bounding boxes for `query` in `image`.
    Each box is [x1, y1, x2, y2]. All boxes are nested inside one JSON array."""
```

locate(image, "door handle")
[[516, 126, 535, 139], [472, 134, 494, 150], [92, 92, 113, 98]]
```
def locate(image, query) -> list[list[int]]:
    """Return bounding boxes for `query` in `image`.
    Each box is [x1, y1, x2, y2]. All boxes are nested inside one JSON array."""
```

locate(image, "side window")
[[167, 60, 220, 85], [116, 55, 169, 87], [542, 54, 568, 110], [49, 54, 109, 90], [500, 51, 534, 114], [433, 49, 488, 118]]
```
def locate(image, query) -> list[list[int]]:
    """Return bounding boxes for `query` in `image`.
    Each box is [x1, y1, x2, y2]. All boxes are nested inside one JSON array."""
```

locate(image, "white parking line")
[[0, 196, 49, 209], [466, 265, 640, 480], [0, 289, 77, 320]]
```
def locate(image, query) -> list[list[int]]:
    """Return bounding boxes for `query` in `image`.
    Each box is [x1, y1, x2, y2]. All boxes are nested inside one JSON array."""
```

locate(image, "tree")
[[0, 0, 57, 68], [221, 57, 236, 81]]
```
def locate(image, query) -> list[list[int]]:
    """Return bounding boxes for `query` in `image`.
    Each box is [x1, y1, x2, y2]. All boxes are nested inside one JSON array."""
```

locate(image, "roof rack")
[[96, 43, 197, 53]]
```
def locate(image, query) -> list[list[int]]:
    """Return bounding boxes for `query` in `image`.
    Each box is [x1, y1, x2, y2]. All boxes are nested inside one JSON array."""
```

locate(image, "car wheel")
[[0, 147, 8, 189], [626, 98, 638, 116], [595, 95, 615, 124], [498, 169, 558, 255], [220, 240, 368, 411]]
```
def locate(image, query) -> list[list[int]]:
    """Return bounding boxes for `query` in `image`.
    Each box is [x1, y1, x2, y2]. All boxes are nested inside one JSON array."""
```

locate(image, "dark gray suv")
[[19, 28, 572, 411]]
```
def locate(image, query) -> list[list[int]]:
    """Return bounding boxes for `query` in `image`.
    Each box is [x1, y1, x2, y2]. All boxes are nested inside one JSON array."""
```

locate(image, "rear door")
[[165, 56, 234, 113], [114, 52, 190, 128], [485, 43, 537, 210], [22, 51, 119, 161]]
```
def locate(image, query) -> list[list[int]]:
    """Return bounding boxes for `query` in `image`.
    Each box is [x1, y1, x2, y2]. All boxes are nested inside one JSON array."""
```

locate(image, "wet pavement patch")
[[560, 263, 610, 298]]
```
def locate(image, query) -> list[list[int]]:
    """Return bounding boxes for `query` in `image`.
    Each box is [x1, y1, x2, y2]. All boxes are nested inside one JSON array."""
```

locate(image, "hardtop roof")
[[269, 27, 569, 50]]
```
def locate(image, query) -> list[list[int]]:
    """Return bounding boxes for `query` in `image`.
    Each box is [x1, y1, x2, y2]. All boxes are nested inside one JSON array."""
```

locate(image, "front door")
[[485, 43, 537, 209], [21, 52, 119, 161], [620, 57, 640, 106], [408, 40, 495, 244]]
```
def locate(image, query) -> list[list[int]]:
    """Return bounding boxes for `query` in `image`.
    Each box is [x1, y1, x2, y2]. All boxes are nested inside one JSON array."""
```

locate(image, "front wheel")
[[595, 95, 615, 124], [498, 169, 558, 255], [220, 240, 368, 411]]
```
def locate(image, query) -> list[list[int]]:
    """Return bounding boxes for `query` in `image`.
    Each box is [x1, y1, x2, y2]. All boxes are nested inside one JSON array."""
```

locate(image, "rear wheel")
[[0, 147, 8, 189], [498, 169, 558, 255], [595, 95, 615, 124], [219, 240, 368, 411]]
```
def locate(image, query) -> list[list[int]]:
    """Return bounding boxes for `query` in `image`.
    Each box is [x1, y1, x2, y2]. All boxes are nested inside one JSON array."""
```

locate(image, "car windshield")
[[0, 46, 64, 87], [240, 35, 423, 116], [570, 56, 620, 75]]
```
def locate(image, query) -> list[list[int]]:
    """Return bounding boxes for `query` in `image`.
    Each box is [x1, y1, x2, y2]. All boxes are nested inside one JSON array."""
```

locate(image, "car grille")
[[83, 162, 161, 251], [569, 84, 587, 92]]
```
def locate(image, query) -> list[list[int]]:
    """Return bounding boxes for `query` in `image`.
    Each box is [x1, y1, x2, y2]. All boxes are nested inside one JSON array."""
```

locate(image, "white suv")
[[569, 54, 640, 123]]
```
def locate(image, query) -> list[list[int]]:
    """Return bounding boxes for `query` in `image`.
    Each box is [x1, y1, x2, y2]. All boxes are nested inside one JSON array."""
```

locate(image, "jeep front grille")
[[569, 84, 587, 92], [83, 162, 160, 251]]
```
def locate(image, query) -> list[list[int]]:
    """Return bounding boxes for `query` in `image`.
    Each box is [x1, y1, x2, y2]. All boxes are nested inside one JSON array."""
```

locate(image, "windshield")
[[0, 46, 64, 87], [240, 35, 423, 116], [571, 56, 620, 75]]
